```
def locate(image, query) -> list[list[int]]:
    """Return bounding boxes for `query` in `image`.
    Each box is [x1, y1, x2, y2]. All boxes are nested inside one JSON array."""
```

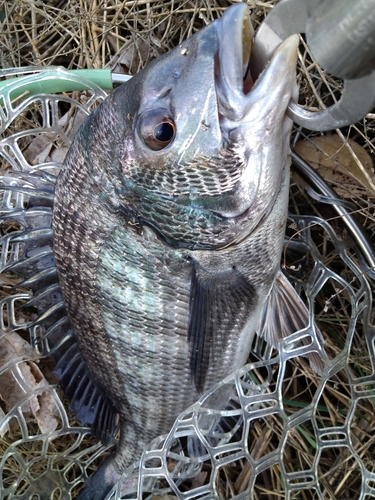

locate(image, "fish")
[[0, 4, 324, 499]]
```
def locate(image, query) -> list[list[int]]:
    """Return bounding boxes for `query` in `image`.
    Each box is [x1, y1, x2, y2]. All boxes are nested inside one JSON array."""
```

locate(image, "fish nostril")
[[228, 127, 242, 143]]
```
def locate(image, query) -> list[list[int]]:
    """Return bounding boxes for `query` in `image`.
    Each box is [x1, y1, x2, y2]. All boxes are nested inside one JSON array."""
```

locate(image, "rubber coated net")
[[0, 71, 374, 500]]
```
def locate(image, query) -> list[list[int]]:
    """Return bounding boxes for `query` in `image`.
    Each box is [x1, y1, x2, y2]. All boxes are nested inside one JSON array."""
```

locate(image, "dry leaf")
[[23, 134, 53, 165], [50, 146, 69, 163], [58, 108, 88, 142], [294, 135, 375, 198], [0, 330, 36, 362], [114, 36, 154, 75], [34, 142, 54, 165], [0, 331, 59, 435], [22, 109, 87, 169], [191, 471, 208, 489]]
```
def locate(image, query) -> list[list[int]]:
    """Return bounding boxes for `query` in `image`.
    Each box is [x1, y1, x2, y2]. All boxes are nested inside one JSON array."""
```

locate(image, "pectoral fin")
[[188, 258, 257, 393], [256, 270, 325, 374]]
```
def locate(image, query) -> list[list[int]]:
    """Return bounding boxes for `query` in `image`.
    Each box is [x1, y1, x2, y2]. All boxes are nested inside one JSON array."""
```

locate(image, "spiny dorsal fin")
[[0, 178, 118, 445], [55, 341, 118, 445]]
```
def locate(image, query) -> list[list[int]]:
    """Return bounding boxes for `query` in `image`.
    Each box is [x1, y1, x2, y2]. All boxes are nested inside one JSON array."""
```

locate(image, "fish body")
[[51, 4, 303, 498]]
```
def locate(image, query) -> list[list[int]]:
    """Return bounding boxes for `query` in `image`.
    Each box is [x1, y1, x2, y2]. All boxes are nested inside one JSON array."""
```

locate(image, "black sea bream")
[[50, 4, 322, 498]]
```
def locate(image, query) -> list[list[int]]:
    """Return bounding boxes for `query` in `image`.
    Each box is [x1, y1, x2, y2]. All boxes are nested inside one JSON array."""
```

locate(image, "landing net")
[[0, 70, 374, 500]]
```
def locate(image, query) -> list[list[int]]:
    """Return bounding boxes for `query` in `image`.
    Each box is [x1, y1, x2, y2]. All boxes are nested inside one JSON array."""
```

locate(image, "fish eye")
[[138, 109, 176, 151]]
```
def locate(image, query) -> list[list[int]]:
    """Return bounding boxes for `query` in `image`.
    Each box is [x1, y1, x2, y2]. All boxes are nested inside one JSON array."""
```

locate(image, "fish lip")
[[215, 3, 254, 123]]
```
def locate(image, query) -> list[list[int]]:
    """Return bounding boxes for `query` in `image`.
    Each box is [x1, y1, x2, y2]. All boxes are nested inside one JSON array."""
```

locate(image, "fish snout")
[[216, 4, 298, 130]]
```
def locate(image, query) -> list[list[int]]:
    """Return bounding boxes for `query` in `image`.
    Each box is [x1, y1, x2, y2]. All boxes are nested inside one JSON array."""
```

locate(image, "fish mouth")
[[215, 3, 254, 123], [215, 3, 298, 125], [209, 5, 299, 222]]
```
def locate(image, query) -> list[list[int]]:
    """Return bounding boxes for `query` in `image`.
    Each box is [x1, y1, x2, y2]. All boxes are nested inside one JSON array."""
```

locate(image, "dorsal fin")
[[55, 341, 118, 445], [0, 176, 118, 445]]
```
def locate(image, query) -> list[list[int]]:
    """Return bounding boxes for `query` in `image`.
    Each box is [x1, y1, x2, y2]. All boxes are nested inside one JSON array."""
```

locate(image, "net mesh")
[[0, 70, 374, 500]]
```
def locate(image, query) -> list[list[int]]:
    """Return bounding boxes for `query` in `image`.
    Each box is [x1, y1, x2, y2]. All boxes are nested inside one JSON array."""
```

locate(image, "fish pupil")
[[138, 108, 176, 150], [155, 122, 174, 143]]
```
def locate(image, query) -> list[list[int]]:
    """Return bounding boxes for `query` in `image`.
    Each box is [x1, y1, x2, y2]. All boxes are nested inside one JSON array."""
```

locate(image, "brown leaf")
[[113, 36, 154, 75], [58, 108, 88, 142], [294, 135, 375, 198], [0, 331, 59, 435], [50, 146, 69, 164], [23, 134, 53, 166]]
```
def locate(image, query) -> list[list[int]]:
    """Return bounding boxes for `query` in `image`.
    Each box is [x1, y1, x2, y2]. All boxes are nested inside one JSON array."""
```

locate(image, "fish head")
[[93, 4, 298, 249]]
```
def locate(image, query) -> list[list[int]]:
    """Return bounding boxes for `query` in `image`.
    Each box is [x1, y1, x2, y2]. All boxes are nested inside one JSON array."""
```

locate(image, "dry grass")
[[0, 0, 275, 71], [0, 1, 374, 499]]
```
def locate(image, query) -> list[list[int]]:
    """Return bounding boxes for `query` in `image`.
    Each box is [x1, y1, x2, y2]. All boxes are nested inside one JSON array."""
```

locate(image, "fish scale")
[[127, 151, 244, 197]]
